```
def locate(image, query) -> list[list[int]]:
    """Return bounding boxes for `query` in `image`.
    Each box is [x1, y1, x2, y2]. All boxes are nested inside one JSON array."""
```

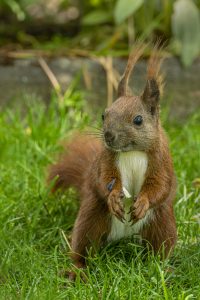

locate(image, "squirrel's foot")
[[68, 270, 88, 283], [67, 260, 87, 282], [129, 195, 149, 224], [108, 190, 125, 222]]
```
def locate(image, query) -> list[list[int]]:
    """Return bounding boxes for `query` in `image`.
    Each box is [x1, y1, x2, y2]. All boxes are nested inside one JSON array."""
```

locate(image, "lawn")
[[0, 90, 199, 300]]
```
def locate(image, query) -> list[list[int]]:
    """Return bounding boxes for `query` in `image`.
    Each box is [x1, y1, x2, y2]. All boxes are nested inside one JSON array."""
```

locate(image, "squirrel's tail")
[[48, 134, 102, 192]]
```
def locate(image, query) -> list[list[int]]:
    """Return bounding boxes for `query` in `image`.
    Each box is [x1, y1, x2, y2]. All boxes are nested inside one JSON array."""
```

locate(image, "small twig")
[[38, 56, 63, 102], [37, 54, 120, 108], [82, 63, 92, 90], [113, 69, 121, 90], [96, 56, 119, 107]]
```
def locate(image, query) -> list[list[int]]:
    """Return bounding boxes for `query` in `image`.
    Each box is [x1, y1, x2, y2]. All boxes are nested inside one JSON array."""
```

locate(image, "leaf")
[[172, 0, 200, 66], [114, 0, 144, 24], [82, 10, 112, 26], [7, 0, 25, 21]]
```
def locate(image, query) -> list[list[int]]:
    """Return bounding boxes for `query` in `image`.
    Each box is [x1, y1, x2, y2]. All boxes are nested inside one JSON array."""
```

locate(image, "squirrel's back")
[[48, 134, 102, 192]]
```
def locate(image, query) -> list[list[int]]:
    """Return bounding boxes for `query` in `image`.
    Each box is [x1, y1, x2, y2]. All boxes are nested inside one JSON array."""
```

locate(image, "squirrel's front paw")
[[129, 195, 149, 224], [108, 190, 125, 222]]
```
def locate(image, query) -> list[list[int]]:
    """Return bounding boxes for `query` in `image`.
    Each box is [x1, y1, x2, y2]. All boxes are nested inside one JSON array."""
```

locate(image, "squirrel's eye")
[[102, 113, 105, 121], [133, 115, 143, 125]]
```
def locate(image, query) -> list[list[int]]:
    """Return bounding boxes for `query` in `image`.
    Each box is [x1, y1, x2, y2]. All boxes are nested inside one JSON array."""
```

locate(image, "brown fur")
[[48, 45, 177, 279]]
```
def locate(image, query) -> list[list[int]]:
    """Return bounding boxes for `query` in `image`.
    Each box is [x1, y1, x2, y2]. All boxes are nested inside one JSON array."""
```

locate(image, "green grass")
[[0, 91, 199, 300]]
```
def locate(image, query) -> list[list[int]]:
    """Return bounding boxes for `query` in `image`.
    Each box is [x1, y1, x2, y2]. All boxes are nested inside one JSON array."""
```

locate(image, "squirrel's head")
[[102, 43, 163, 152]]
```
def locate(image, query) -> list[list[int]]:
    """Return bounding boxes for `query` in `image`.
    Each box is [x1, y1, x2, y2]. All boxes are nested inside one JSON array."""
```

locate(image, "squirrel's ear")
[[141, 45, 163, 115], [117, 77, 128, 97], [142, 78, 160, 115]]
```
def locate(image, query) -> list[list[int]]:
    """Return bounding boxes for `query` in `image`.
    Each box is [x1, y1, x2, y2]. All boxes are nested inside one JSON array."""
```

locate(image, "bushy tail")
[[48, 134, 101, 192]]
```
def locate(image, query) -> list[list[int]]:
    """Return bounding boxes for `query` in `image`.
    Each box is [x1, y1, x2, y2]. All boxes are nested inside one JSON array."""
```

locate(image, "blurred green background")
[[0, 0, 200, 66]]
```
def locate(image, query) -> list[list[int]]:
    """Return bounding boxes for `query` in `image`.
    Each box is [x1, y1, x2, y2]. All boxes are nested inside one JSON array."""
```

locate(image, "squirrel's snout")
[[104, 130, 116, 145]]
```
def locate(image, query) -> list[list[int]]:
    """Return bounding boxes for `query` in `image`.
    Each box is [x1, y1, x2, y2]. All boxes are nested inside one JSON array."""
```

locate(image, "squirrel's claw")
[[128, 212, 137, 226], [108, 189, 125, 223], [128, 196, 149, 225], [112, 205, 125, 223], [115, 214, 125, 223], [107, 178, 116, 192]]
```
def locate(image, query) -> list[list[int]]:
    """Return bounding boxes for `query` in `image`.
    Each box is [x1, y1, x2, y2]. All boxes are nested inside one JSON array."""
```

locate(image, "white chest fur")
[[118, 151, 148, 197], [107, 151, 154, 242]]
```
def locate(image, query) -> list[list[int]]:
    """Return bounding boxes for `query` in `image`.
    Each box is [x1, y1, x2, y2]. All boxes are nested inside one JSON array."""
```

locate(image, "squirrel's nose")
[[104, 130, 116, 144]]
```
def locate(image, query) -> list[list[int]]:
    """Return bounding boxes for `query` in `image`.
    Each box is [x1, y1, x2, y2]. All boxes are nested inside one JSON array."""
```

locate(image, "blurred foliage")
[[0, 0, 200, 66]]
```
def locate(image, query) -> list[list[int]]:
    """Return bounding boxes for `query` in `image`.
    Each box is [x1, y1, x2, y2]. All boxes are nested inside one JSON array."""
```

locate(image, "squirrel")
[[48, 44, 177, 280]]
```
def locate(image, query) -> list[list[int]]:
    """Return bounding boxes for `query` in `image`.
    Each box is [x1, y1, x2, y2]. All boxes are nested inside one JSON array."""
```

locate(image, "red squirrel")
[[48, 44, 177, 280]]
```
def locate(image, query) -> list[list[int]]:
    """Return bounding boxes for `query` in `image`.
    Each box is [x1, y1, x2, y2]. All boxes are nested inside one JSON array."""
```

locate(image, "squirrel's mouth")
[[104, 141, 136, 152]]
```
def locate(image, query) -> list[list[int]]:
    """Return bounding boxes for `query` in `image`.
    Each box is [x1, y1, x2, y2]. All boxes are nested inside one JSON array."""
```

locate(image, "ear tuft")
[[142, 43, 164, 114], [117, 42, 147, 97], [147, 79, 160, 99]]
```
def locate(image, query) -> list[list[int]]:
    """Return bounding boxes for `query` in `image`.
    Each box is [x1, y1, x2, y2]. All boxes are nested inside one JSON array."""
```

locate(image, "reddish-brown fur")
[[48, 44, 177, 280]]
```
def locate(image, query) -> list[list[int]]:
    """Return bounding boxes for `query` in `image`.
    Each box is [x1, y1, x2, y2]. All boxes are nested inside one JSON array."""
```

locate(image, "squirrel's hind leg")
[[69, 193, 110, 281], [141, 204, 177, 258]]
